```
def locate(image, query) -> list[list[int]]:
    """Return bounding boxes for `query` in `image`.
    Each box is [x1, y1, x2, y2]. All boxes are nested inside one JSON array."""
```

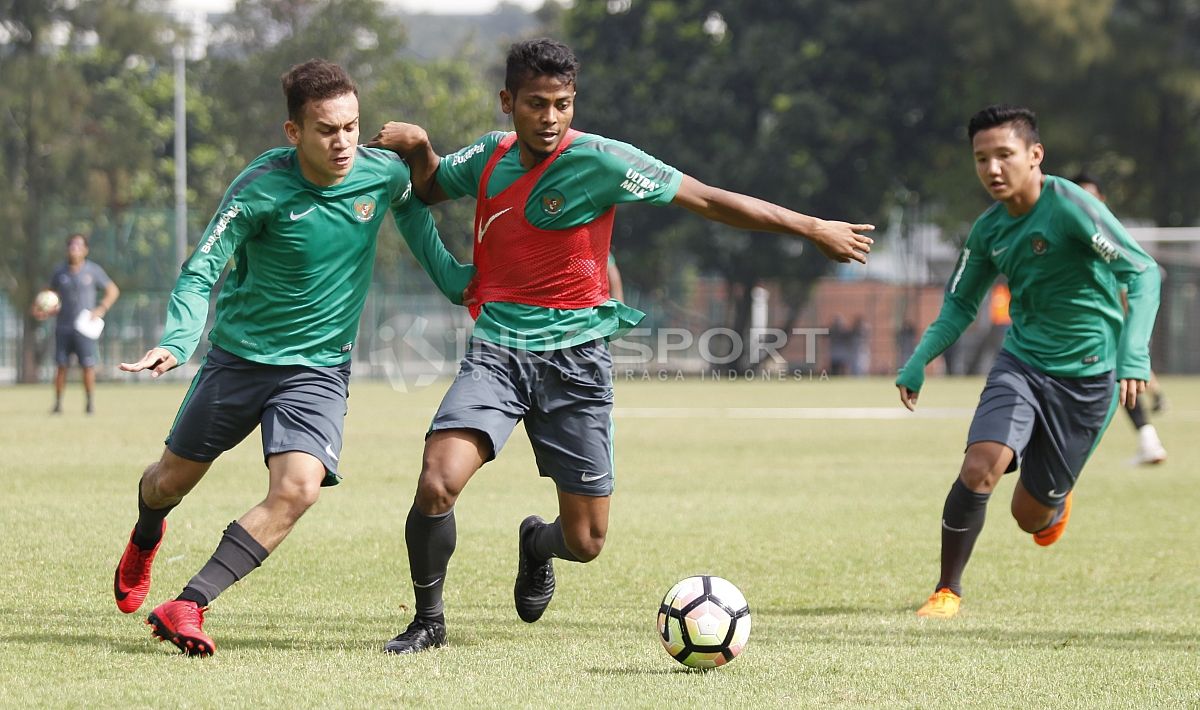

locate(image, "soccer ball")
[[33, 290, 60, 318], [657, 575, 751, 669]]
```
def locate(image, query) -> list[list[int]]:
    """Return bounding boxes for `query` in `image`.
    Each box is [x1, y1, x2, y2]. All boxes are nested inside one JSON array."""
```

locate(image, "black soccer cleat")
[[514, 515, 555, 623], [383, 616, 447, 655]]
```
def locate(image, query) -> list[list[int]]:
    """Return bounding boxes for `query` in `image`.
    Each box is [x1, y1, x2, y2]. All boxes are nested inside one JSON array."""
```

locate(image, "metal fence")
[[4, 262, 1196, 386]]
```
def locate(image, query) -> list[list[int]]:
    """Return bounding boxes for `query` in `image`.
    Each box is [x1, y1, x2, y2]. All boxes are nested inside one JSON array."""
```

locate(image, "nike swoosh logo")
[[413, 577, 442, 589], [1046, 489, 1066, 499], [324, 443, 339, 462], [113, 569, 130, 601], [290, 206, 317, 221], [941, 519, 970, 533], [476, 207, 512, 243], [580, 471, 609, 483], [991, 246, 1009, 257]]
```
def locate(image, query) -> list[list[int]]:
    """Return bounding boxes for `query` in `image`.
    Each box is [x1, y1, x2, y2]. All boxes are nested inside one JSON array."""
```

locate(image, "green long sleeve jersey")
[[897, 175, 1160, 392], [159, 146, 472, 367]]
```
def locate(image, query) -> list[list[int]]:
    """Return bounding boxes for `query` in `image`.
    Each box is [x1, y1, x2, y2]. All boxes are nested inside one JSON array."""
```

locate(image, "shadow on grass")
[[753, 626, 1200, 651], [15, 611, 1196, 657], [7, 631, 163, 655], [756, 604, 899, 616], [582, 666, 695, 676]]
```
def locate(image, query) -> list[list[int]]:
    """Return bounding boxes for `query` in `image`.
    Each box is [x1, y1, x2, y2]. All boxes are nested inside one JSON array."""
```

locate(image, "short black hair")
[[67, 233, 87, 246], [281, 59, 357, 124], [1071, 172, 1102, 193], [967, 104, 1039, 145], [505, 38, 579, 96]]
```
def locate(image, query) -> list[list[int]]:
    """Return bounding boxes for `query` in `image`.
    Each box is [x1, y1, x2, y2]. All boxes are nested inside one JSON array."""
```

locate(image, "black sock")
[[132, 481, 176, 550], [936, 478, 991, 597], [529, 517, 582, 562], [177, 521, 268, 607], [406, 505, 456, 621], [1127, 400, 1148, 429]]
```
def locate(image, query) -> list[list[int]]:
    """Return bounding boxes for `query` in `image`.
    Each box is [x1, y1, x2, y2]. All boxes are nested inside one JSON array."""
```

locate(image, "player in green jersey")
[[1071, 173, 1168, 466], [897, 105, 1160, 620], [369, 38, 876, 654], [112, 59, 472, 656]]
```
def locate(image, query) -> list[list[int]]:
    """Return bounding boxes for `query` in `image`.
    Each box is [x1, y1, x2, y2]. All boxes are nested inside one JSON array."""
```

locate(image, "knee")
[[566, 527, 607, 562], [142, 461, 192, 502], [414, 471, 462, 515], [1011, 499, 1055, 533], [270, 476, 322, 517], [959, 454, 1001, 493]]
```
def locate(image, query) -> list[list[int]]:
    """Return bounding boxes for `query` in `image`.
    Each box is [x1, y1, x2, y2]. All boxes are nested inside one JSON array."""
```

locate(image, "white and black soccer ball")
[[657, 575, 751, 669], [33, 290, 60, 319]]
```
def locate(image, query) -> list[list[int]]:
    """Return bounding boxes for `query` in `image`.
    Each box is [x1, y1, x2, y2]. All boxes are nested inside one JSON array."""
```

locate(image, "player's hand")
[[1119, 378, 1146, 409], [897, 385, 919, 412], [811, 220, 875, 264], [31, 305, 55, 321], [120, 347, 177, 378], [367, 122, 430, 156]]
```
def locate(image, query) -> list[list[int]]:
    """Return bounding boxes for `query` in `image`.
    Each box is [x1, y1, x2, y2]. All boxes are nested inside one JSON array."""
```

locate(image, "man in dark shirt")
[[44, 233, 119, 414]]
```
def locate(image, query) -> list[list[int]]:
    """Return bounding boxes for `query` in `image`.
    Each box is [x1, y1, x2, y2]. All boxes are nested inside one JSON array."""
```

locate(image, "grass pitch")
[[1, 375, 1197, 708]]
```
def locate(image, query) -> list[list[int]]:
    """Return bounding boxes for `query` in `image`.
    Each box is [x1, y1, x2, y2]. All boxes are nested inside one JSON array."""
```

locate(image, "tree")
[[563, 1, 899, 366], [0, 0, 176, 382]]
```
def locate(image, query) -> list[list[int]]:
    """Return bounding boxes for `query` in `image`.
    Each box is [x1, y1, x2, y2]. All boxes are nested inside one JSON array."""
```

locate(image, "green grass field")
[[1, 376, 1197, 708]]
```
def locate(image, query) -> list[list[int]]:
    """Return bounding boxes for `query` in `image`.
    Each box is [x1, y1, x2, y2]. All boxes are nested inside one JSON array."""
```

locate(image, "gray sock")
[[178, 521, 268, 607]]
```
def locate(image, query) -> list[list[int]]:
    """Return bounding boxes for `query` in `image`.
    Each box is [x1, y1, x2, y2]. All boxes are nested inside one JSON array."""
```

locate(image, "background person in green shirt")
[[897, 105, 1160, 620], [370, 37, 876, 655], [112, 59, 471, 657]]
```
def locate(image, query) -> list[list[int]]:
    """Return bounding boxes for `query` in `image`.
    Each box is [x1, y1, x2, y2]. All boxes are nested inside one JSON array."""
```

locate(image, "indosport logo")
[[368, 314, 460, 393]]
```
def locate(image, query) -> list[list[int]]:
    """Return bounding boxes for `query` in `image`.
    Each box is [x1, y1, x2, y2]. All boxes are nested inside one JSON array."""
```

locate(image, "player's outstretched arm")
[[120, 347, 177, 378], [368, 122, 450, 205], [670, 175, 875, 264]]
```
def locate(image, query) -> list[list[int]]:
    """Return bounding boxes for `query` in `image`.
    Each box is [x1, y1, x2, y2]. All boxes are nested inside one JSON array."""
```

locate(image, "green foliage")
[[561, 0, 1200, 310], [2, 0, 1199, 373]]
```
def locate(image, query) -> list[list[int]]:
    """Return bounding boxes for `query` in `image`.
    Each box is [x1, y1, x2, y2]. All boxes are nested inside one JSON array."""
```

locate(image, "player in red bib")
[[370, 38, 875, 654]]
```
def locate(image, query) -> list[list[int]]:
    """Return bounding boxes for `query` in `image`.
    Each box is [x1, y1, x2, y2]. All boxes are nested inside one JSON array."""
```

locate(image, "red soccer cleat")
[[114, 521, 166, 614], [146, 599, 216, 657]]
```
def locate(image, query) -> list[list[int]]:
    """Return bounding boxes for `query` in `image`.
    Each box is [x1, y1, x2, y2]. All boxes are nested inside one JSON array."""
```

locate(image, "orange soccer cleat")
[[916, 587, 962, 619], [1033, 491, 1073, 547]]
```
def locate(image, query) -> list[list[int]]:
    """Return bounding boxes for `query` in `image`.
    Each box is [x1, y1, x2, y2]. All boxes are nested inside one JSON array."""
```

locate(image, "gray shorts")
[[967, 349, 1117, 507], [55, 329, 98, 368], [166, 347, 351, 487], [431, 338, 615, 496]]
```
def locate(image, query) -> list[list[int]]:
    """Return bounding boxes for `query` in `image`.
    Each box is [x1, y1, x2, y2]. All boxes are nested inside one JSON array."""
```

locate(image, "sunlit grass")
[[1, 376, 1196, 707]]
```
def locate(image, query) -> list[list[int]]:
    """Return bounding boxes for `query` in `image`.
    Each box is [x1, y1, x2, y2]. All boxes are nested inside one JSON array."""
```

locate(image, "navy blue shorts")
[[967, 350, 1117, 507], [430, 338, 615, 497], [55, 329, 98, 368], [166, 347, 351, 487]]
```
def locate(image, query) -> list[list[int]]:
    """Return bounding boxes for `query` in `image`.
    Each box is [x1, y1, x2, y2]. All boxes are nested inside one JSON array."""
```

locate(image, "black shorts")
[[166, 347, 351, 486], [967, 350, 1118, 507], [55, 329, 98, 368], [430, 338, 615, 497]]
